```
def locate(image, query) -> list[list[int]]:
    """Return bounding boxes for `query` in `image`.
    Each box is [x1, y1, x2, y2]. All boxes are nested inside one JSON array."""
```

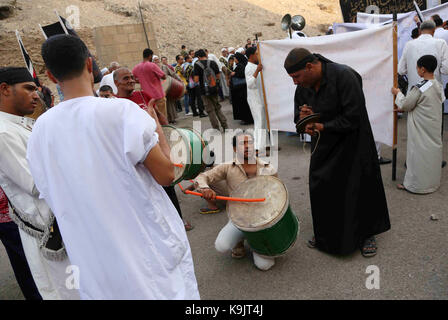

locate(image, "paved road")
[[1, 99, 447, 299]]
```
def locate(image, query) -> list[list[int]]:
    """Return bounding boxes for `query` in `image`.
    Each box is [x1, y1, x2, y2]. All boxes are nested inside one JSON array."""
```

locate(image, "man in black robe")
[[284, 48, 390, 257]]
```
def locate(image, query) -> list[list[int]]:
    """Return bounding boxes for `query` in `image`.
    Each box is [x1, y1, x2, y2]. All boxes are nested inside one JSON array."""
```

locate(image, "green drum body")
[[228, 176, 299, 257], [162, 125, 211, 185]]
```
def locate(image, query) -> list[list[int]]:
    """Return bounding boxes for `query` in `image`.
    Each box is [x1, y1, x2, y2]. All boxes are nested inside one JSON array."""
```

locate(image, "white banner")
[[357, 2, 448, 59], [259, 24, 394, 146], [333, 22, 384, 35]]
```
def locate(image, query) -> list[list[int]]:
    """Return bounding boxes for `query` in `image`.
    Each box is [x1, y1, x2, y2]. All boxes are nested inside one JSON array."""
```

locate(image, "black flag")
[[40, 15, 103, 83], [16, 30, 40, 86]]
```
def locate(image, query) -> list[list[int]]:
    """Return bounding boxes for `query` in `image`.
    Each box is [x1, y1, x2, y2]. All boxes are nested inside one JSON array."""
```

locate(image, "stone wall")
[[93, 23, 158, 70]]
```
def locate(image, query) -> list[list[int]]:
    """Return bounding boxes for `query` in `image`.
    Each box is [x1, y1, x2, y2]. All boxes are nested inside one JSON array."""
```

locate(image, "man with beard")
[[193, 132, 278, 270], [284, 48, 390, 257]]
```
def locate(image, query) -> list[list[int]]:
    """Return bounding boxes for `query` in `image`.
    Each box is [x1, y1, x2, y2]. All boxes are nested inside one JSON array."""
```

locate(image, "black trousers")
[[163, 186, 183, 220], [188, 86, 205, 115], [0, 222, 42, 300]]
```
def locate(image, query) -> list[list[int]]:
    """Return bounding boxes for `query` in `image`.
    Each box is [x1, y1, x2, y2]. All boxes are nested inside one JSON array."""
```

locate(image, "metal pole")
[[392, 1, 398, 181], [138, 0, 151, 49]]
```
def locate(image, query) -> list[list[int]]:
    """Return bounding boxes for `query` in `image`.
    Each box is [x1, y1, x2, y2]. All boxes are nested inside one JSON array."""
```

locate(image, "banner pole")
[[54, 10, 69, 35], [392, 2, 398, 181], [256, 42, 271, 132], [257, 42, 274, 147], [138, 0, 151, 49]]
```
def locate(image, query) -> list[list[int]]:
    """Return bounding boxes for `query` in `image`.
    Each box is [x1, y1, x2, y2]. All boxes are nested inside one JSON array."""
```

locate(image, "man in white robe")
[[27, 34, 200, 299], [431, 14, 448, 113], [244, 47, 270, 153], [393, 55, 444, 193], [398, 20, 448, 89], [0, 67, 79, 299], [219, 48, 230, 98]]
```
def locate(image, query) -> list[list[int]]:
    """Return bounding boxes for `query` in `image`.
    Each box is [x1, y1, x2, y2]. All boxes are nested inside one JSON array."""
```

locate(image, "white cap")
[[236, 47, 245, 53], [228, 47, 235, 52], [221, 48, 227, 52]]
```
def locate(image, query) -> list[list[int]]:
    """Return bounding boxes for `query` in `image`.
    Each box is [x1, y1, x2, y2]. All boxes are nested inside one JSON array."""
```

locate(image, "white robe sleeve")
[[398, 44, 408, 76], [245, 64, 258, 90], [0, 131, 39, 197], [395, 87, 421, 112], [123, 104, 158, 165], [439, 40, 448, 75]]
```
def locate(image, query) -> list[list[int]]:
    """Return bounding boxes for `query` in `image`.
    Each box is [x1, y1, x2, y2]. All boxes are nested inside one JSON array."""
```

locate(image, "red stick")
[[178, 183, 265, 203]]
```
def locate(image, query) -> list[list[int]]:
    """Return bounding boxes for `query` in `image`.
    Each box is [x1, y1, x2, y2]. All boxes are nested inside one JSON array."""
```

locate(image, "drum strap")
[[138, 91, 148, 110]]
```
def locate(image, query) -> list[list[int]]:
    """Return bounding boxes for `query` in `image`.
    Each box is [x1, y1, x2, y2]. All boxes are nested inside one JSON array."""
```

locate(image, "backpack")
[[197, 60, 218, 95]]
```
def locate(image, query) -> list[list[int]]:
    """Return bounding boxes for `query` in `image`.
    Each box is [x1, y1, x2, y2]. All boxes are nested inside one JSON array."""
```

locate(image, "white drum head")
[[162, 126, 188, 181], [228, 175, 288, 231]]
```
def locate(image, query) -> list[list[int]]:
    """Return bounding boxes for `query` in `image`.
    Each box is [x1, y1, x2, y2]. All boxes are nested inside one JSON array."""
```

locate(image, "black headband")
[[285, 54, 316, 74], [0, 67, 34, 85]]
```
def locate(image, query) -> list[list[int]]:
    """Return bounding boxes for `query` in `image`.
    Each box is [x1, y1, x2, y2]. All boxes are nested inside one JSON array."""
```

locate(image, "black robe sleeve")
[[293, 86, 306, 124], [234, 63, 246, 78], [322, 67, 363, 133]]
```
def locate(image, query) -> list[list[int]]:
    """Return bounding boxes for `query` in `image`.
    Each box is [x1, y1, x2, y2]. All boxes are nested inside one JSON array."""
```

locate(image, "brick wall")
[[94, 23, 158, 70]]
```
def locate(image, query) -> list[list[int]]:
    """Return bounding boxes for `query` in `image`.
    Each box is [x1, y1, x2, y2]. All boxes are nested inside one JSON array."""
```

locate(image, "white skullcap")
[[236, 47, 245, 53], [221, 48, 227, 52], [228, 47, 235, 52]]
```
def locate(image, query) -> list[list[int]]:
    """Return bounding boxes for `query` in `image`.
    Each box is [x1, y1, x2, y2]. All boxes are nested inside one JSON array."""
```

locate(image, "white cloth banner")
[[259, 24, 394, 146], [333, 22, 385, 35], [357, 2, 448, 59]]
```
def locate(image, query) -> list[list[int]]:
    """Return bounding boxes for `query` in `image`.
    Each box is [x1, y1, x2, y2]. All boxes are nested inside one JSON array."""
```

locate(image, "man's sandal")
[[397, 183, 406, 190], [184, 220, 194, 231], [361, 237, 377, 257], [307, 236, 317, 249], [199, 207, 221, 214], [231, 245, 246, 259]]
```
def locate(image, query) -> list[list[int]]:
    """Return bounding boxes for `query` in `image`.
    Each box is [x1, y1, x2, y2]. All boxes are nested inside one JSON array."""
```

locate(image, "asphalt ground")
[[1, 99, 447, 300]]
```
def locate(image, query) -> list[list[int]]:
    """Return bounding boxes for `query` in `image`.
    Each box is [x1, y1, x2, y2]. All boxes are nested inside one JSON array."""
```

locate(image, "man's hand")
[[299, 104, 313, 120], [200, 188, 216, 200], [414, 15, 419, 24], [256, 63, 263, 73], [305, 123, 323, 136], [391, 87, 401, 95]]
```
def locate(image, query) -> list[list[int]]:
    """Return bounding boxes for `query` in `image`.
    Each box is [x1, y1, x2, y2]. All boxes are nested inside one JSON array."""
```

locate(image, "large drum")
[[162, 76, 186, 100], [162, 125, 213, 185], [228, 176, 299, 257]]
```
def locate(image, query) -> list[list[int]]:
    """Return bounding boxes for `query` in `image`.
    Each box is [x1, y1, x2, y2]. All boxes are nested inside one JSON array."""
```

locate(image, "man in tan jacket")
[[191, 132, 277, 270]]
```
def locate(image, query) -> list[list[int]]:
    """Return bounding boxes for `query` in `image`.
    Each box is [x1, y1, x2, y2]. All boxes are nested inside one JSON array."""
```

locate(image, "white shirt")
[[398, 34, 448, 89], [434, 27, 448, 44], [98, 72, 117, 94], [0, 112, 50, 228], [27, 96, 200, 300], [208, 53, 223, 70], [0, 111, 79, 300], [245, 62, 270, 150]]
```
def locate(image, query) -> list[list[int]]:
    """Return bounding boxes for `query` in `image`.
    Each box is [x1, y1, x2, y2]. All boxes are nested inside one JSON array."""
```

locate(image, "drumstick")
[[177, 183, 265, 202]]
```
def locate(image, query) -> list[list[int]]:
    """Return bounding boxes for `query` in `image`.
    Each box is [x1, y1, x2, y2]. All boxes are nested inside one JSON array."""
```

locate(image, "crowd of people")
[[0, 12, 446, 300]]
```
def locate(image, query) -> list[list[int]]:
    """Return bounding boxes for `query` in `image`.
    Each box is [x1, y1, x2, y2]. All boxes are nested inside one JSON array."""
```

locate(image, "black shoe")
[[193, 113, 199, 117], [199, 114, 207, 118], [443, 161, 447, 168], [379, 157, 392, 165]]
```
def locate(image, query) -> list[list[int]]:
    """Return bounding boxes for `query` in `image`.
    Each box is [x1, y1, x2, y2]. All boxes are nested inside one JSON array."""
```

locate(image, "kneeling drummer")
[[191, 132, 277, 271]]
